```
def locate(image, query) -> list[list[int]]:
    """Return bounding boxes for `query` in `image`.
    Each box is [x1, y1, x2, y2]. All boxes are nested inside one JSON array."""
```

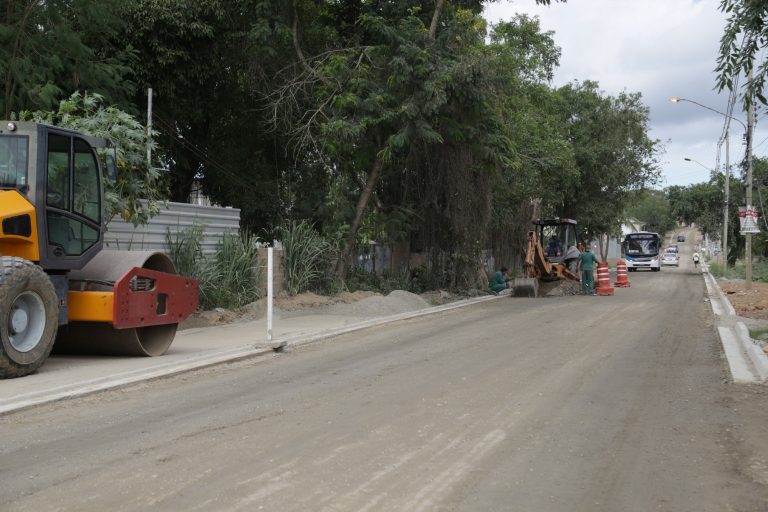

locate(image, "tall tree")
[[625, 189, 676, 235], [0, 0, 134, 118], [551, 81, 661, 257], [716, 0, 768, 105]]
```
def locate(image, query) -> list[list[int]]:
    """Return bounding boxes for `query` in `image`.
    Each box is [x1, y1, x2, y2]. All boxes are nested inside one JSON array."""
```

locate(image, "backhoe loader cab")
[[513, 218, 580, 298], [0, 121, 198, 378], [535, 218, 578, 265]]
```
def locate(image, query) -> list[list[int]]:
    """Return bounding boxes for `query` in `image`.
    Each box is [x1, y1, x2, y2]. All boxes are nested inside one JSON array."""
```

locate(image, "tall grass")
[[200, 231, 261, 309], [280, 220, 334, 295], [166, 227, 261, 310], [708, 258, 768, 282], [165, 223, 204, 278]]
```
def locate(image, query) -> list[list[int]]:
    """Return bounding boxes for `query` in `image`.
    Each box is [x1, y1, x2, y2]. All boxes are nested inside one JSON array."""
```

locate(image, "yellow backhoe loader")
[[0, 120, 198, 378], [513, 218, 581, 298]]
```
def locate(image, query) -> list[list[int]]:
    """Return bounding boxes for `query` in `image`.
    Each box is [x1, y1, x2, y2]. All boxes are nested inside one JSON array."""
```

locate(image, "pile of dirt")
[[719, 279, 768, 321], [273, 290, 378, 311], [538, 279, 582, 297], [180, 290, 430, 329]]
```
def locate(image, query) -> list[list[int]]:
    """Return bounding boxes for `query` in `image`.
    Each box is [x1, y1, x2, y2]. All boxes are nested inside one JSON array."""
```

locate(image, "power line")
[[152, 114, 264, 193]]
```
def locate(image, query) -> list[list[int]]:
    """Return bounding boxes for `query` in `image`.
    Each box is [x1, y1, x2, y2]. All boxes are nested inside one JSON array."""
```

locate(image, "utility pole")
[[723, 132, 730, 265], [147, 87, 153, 169], [745, 79, 755, 290]]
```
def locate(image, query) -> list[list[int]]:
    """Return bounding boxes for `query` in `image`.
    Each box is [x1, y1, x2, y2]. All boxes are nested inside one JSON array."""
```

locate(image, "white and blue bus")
[[622, 231, 661, 271]]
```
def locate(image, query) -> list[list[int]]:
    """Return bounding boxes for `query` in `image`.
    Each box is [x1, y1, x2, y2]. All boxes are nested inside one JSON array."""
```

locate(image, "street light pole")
[[670, 96, 747, 270], [684, 157, 725, 261]]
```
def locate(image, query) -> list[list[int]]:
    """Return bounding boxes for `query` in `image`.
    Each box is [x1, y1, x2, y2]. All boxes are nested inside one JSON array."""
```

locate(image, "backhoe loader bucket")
[[513, 277, 539, 298]]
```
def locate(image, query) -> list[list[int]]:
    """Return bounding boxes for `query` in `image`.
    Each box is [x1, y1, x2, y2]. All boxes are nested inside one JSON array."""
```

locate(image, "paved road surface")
[[2, 244, 768, 511]]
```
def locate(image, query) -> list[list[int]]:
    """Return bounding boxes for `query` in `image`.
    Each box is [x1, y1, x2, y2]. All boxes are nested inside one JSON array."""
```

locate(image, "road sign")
[[738, 205, 761, 234]]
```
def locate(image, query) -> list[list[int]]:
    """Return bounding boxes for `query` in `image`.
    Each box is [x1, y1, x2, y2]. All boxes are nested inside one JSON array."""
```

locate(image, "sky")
[[482, 0, 767, 189]]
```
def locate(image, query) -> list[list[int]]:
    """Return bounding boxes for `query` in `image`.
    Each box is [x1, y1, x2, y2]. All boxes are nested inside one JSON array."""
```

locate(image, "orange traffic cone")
[[614, 259, 631, 287], [595, 262, 614, 296]]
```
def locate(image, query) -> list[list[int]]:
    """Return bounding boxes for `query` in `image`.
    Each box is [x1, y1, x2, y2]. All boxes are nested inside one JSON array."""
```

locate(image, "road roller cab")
[[0, 121, 198, 378]]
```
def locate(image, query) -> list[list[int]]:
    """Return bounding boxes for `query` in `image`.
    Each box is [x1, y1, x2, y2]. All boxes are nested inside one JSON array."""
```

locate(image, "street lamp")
[[670, 96, 752, 287], [683, 157, 714, 173]]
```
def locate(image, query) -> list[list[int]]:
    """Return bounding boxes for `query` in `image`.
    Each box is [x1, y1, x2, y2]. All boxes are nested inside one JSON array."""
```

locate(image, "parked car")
[[677, 234, 686, 242], [661, 251, 680, 266]]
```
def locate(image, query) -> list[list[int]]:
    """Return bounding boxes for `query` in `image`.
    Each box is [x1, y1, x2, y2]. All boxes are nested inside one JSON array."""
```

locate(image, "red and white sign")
[[738, 205, 761, 234]]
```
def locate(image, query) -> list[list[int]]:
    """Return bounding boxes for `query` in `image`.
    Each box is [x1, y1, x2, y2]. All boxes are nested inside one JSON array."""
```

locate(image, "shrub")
[[165, 223, 204, 278], [166, 227, 261, 310], [281, 220, 335, 295], [201, 231, 261, 309]]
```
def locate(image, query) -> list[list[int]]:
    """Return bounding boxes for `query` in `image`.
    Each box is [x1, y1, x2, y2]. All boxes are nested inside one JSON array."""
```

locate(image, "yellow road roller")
[[0, 120, 198, 378]]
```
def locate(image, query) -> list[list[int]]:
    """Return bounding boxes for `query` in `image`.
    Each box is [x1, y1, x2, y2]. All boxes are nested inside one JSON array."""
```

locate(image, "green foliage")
[[203, 231, 262, 309], [667, 180, 725, 241], [165, 223, 204, 278], [0, 0, 135, 117], [116, 0, 289, 230], [748, 326, 768, 342], [709, 258, 768, 283], [21, 92, 164, 225], [280, 220, 336, 295], [344, 266, 428, 295], [166, 226, 262, 310], [716, 0, 768, 106], [550, 81, 662, 240], [625, 189, 676, 235]]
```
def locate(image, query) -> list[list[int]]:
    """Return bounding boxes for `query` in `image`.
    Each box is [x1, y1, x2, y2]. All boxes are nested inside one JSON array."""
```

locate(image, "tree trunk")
[[335, 154, 385, 280], [598, 233, 609, 262], [429, 0, 446, 40]]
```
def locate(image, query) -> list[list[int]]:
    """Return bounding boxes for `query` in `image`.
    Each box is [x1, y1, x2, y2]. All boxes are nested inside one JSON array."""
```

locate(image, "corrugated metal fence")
[[104, 202, 241, 256]]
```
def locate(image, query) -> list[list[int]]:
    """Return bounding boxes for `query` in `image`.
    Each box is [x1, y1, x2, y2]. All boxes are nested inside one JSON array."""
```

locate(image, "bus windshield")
[[623, 233, 660, 257]]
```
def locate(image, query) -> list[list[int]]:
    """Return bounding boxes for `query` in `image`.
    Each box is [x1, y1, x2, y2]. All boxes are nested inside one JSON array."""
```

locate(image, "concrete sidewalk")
[[703, 262, 768, 384], [0, 294, 503, 416]]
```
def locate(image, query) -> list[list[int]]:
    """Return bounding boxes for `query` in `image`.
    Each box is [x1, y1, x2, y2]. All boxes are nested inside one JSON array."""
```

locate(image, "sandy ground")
[[719, 279, 768, 321], [181, 281, 582, 331], [180, 289, 462, 330]]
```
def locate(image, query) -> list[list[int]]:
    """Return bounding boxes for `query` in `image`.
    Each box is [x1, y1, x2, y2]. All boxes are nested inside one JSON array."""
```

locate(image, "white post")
[[267, 247, 273, 342], [147, 87, 153, 168]]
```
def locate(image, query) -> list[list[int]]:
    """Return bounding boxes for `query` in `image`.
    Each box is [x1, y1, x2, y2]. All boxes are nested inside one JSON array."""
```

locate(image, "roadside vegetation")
[[166, 226, 261, 310], [5, 0, 764, 295]]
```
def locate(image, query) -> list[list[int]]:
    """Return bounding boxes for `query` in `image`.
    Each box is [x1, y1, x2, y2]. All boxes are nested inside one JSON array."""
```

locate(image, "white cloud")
[[482, 0, 764, 188]]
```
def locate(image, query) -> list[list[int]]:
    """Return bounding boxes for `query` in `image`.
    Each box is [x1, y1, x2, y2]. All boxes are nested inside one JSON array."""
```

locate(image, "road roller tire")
[[0, 257, 58, 378]]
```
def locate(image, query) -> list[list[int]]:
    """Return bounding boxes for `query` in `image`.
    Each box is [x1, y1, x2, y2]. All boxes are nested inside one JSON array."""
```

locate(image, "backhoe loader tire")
[[0, 257, 58, 378]]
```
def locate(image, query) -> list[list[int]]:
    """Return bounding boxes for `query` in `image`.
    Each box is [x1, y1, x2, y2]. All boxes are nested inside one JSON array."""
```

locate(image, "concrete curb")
[[702, 263, 768, 383], [0, 345, 275, 416], [0, 293, 506, 416]]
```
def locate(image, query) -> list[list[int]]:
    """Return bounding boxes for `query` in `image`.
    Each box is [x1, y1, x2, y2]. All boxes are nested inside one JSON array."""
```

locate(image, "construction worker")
[[577, 246, 598, 295], [489, 266, 509, 294], [545, 236, 562, 257]]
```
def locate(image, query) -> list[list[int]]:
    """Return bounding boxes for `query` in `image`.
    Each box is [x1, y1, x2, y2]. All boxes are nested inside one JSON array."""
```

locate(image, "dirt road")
[[2, 257, 768, 511]]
